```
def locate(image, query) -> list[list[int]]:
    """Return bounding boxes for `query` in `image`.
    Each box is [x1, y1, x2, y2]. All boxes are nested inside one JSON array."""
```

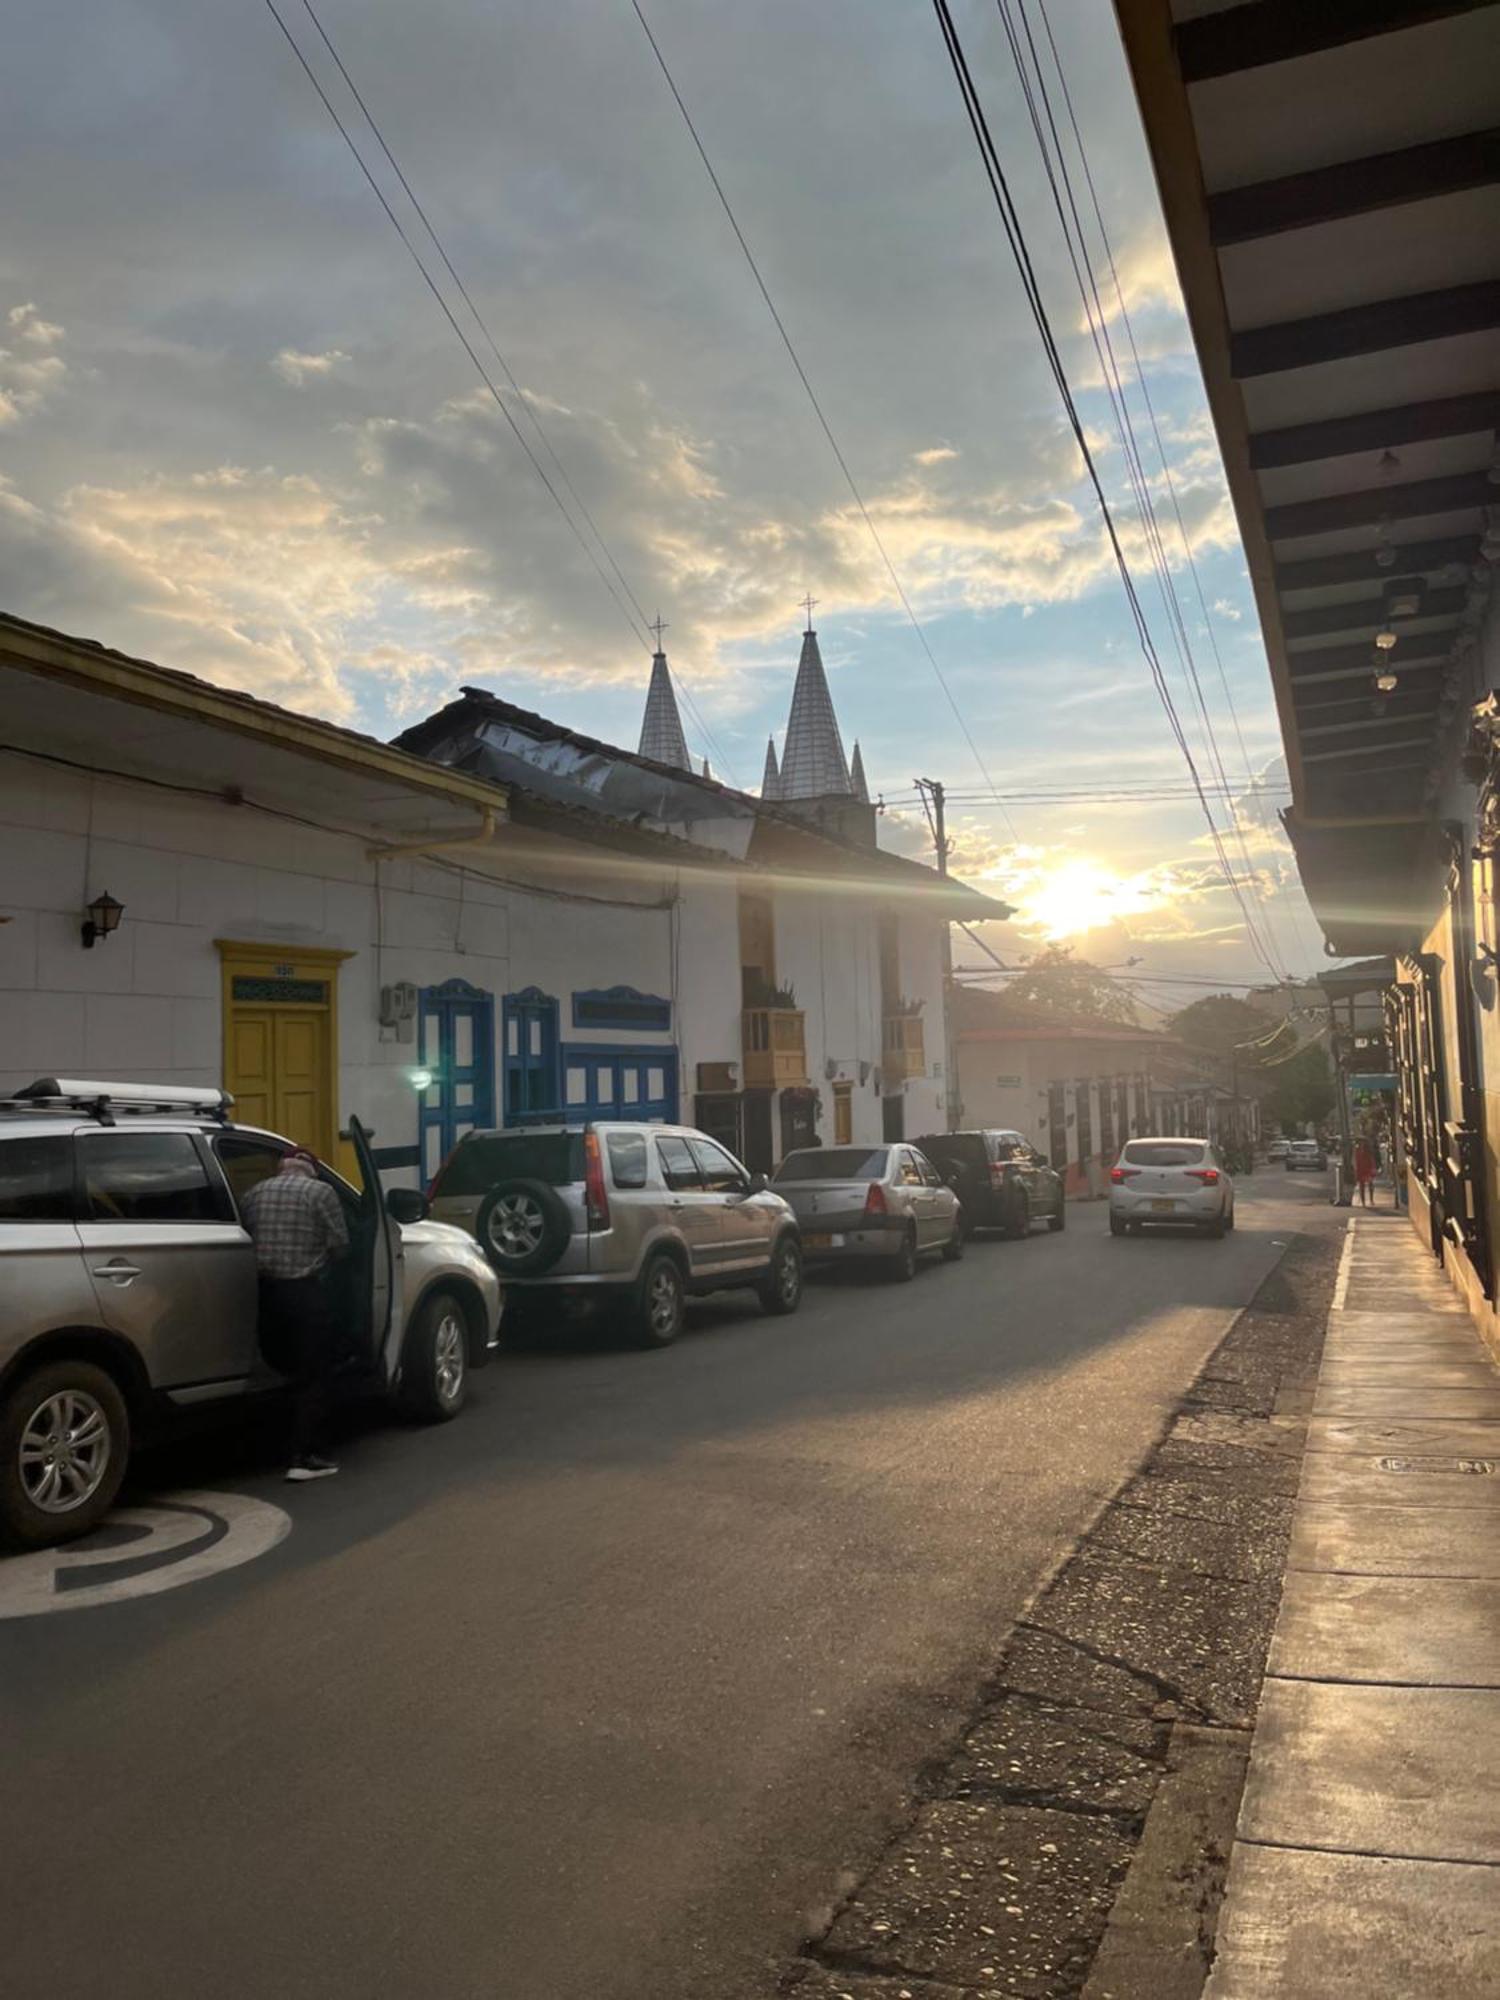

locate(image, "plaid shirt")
[[241, 1174, 350, 1280]]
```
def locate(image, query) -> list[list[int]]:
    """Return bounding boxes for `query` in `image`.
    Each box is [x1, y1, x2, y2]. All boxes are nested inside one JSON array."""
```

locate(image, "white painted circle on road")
[[0, 1491, 291, 1619]]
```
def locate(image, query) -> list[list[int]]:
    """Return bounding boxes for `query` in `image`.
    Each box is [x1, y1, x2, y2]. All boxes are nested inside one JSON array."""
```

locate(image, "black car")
[[913, 1129, 1066, 1238]]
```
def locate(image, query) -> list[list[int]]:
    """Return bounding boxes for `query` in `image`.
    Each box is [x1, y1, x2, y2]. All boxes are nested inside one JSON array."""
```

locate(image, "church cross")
[[800, 593, 818, 632], [649, 613, 669, 652]]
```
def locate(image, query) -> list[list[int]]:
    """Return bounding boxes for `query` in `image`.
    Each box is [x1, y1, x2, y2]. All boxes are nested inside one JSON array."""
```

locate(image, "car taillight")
[[863, 1181, 888, 1218], [584, 1130, 610, 1231], [1110, 1166, 1139, 1183], [988, 1162, 1007, 1186], [1187, 1168, 1220, 1184], [426, 1147, 456, 1200]]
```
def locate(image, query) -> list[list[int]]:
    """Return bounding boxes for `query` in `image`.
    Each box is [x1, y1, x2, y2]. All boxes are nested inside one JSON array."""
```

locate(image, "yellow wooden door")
[[273, 1012, 327, 1153], [230, 1012, 275, 1132]]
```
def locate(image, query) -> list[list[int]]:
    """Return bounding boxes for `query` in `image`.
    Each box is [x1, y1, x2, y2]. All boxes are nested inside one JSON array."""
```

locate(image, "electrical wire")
[[928, 0, 1286, 988], [997, 0, 1288, 980], [263, 0, 740, 783], [629, 0, 1017, 840]]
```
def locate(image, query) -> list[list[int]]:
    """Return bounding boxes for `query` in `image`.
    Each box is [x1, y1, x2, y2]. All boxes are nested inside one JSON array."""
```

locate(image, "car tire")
[[942, 1218, 965, 1262], [1003, 1192, 1030, 1240], [757, 1234, 804, 1315], [397, 1288, 471, 1422], [632, 1253, 685, 1348], [1204, 1217, 1227, 1239], [0, 1360, 130, 1551], [888, 1227, 919, 1282], [1109, 1215, 1128, 1237], [1225, 1204, 1236, 1233], [476, 1178, 572, 1276], [1047, 1200, 1066, 1233]]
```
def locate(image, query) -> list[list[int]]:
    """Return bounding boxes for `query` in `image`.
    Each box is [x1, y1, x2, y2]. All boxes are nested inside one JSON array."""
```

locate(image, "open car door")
[[345, 1115, 400, 1382]]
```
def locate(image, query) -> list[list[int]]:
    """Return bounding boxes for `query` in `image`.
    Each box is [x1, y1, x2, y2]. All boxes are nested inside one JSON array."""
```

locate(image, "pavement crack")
[[1018, 1621, 1215, 1724]]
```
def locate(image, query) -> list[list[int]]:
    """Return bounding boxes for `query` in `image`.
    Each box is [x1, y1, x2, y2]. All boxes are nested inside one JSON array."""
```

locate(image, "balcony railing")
[[883, 1012, 926, 1081], [742, 1007, 809, 1088]]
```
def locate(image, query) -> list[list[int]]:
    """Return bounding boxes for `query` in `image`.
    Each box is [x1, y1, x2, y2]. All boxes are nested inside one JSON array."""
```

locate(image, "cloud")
[[271, 346, 349, 387], [8, 302, 65, 347], [0, 300, 66, 424], [1212, 596, 1242, 622]]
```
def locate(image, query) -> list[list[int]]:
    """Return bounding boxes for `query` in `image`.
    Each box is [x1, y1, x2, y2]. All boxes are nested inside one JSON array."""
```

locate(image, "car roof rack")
[[2, 1079, 236, 1126]]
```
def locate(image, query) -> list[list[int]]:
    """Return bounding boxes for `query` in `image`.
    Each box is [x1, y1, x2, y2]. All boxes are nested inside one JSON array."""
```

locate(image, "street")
[[0, 1172, 1335, 2000]]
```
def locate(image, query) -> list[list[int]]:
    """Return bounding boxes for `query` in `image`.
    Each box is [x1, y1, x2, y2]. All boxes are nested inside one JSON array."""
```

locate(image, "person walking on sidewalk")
[[242, 1149, 351, 1482], [1354, 1134, 1378, 1207]]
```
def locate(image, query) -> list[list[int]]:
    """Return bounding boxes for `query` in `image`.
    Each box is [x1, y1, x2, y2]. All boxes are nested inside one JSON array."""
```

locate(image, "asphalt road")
[[0, 1172, 1336, 1999]]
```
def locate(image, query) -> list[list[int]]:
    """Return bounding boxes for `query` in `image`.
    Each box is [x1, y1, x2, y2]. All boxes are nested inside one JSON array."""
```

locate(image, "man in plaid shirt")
[[243, 1150, 351, 1481]]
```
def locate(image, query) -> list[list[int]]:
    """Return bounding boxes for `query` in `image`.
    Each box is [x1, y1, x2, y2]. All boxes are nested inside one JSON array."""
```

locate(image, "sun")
[[1016, 860, 1137, 940]]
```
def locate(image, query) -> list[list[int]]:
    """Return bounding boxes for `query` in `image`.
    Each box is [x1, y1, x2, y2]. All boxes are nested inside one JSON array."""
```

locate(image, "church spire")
[[760, 735, 781, 800], [777, 608, 852, 800], [637, 619, 691, 770], [850, 740, 869, 803]]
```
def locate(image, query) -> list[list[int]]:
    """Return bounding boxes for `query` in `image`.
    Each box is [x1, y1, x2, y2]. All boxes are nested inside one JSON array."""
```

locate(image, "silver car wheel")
[[19, 1389, 113, 1515], [433, 1312, 466, 1405], [649, 1265, 680, 1336], [775, 1243, 800, 1305], [487, 1194, 545, 1260]]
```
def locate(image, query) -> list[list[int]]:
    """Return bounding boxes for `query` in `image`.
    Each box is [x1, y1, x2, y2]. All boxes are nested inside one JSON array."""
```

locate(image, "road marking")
[[1330, 1217, 1356, 1311], [0, 1492, 290, 1619]]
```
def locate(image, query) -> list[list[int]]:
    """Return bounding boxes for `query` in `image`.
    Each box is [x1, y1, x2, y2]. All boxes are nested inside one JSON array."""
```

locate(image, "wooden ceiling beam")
[[1250, 394, 1500, 470], [1292, 659, 1444, 692], [1301, 710, 1441, 741], [1288, 640, 1449, 681], [1282, 588, 1466, 641], [1211, 128, 1500, 245], [1302, 732, 1436, 765], [1265, 469, 1492, 541], [1232, 282, 1500, 378], [1177, 1, 1492, 83], [1274, 535, 1481, 591]]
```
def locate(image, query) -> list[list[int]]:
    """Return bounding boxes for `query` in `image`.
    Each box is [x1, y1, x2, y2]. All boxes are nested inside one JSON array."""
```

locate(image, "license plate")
[[804, 1233, 835, 1249], [1151, 1199, 1176, 1213]]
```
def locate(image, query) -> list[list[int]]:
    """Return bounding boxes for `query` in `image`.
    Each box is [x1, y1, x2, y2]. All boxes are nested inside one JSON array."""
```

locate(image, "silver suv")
[[428, 1122, 803, 1346], [0, 1079, 502, 1549]]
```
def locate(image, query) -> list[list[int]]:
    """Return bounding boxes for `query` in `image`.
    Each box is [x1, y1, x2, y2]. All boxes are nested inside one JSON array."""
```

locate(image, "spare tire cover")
[[475, 1178, 573, 1275]]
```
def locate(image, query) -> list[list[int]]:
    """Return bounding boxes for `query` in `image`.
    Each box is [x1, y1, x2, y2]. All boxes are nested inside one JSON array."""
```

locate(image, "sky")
[[0, 0, 1329, 1007]]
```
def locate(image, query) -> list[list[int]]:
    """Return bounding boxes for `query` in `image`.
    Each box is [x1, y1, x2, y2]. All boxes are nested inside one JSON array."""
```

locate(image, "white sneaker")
[[285, 1457, 339, 1483]]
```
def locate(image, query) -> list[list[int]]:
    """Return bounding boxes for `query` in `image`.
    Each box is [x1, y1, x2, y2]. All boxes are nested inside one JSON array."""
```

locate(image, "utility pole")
[[917, 777, 960, 1131]]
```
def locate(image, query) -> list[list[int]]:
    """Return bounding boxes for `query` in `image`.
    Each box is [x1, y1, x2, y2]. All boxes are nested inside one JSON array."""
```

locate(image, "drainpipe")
[[365, 806, 500, 862]]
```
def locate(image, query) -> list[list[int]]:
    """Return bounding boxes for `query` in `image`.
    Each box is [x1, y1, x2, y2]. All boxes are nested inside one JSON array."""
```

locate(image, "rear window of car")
[[986, 1133, 1026, 1161], [434, 1132, 584, 1195], [916, 1134, 982, 1165], [775, 1148, 888, 1181], [0, 1135, 76, 1221], [1121, 1141, 1208, 1167], [606, 1132, 650, 1189]]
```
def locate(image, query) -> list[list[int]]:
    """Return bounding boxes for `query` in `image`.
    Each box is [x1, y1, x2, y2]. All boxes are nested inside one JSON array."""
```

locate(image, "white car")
[[1109, 1137, 1235, 1238], [1284, 1140, 1328, 1172], [1266, 1138, 1290, 1161]]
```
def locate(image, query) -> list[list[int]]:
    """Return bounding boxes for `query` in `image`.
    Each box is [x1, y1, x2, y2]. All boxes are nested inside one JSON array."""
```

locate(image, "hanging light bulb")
[[1375, 668, 1399, 693], [1374, 627, 1399, 651]]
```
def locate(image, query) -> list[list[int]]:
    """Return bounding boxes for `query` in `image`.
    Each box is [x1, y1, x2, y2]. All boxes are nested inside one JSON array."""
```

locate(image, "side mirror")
[[1035, 1155, 1050, 1170], [386, 1187, 429, 1225], [746, 1172, 770, 1195]]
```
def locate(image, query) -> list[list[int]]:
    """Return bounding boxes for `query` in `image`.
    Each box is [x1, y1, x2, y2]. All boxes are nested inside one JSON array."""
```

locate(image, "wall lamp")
[[81, 891, 124, 950]]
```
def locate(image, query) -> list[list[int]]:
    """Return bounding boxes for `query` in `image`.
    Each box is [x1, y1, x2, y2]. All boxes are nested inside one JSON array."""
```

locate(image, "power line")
[[927, 0, 1284, 985], [263, 0, 741, 782], [629, 0, 1016, 840], [996, 0, 1287, 982]]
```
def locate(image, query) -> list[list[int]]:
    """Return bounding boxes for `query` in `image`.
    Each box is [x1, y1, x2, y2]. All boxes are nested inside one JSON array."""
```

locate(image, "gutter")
[[365, 806, 501, 862]]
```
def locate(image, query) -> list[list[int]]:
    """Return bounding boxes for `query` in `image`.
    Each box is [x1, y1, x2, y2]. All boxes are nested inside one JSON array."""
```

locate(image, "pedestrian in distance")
[[242, 1148, 351, 1481], [1353, 1135, 1377, 1208]]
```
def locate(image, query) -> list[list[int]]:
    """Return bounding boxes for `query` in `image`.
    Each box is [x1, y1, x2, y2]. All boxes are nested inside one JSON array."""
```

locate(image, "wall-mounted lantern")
[[81, 892, 124, 950]]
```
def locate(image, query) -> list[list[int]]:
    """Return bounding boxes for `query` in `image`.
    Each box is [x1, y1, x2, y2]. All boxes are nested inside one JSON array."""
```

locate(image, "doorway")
[[217, 941, 351, 1161]]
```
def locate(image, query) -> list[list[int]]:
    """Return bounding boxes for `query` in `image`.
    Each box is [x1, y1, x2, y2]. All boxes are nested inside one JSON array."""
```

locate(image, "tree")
[[1263, 1040, 1335, 1133], [1168, 994, 1287, 1063], [1003, 945, 1138, 1024]]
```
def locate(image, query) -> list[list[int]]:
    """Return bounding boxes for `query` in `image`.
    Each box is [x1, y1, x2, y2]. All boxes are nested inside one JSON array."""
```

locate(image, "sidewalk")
[[1206, 1212, 1500, 1996]]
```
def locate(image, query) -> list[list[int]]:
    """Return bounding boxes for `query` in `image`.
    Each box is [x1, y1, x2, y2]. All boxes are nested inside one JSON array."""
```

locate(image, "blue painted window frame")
[[559, 1042, 679, 1123], [502, 988, 561, 1125], [418, 979, 495, 1181]]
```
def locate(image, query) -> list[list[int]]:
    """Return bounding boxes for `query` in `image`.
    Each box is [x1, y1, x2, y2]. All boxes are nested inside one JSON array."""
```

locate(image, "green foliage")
[[1168, 994, 1279, 1060], [1004, 945, 1138, 1024], [1264, 1041, 1336, 1132]]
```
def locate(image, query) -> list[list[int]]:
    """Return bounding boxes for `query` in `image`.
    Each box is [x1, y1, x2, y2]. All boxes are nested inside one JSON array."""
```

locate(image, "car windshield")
[[1121, 1141, 1208, 1167], [434, 1131, 584, 1194], [775, 1147, 888, 1182]]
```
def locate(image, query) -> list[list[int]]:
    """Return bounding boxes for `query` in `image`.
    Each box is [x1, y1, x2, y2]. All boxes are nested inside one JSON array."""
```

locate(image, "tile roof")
[[778, 626, 852, 799], [637, 650, 691, 769]]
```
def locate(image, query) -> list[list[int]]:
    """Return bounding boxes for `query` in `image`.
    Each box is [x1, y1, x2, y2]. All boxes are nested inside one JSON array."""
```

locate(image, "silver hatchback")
[[772, 1144, 964, 1279], [428, 1122, 803, 1346], [0, 1079, 502, 1549]]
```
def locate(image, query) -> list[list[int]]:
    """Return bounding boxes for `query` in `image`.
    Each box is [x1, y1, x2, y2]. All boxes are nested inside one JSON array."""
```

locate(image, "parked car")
[[913, 1129, 1066, 1237], [772, 1143, 963, 1279], [429, 1122, 802, 1346], [0, 1078, 502, 1550], [1109, 1136, 1235, 1238], [1266, 1137, 1290, 1161], [1285, 1140, 1327, 1172]]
